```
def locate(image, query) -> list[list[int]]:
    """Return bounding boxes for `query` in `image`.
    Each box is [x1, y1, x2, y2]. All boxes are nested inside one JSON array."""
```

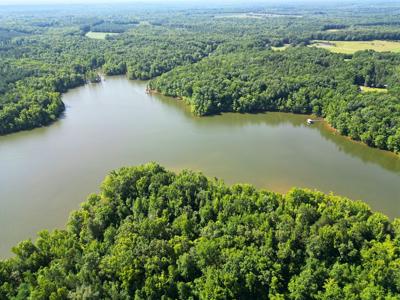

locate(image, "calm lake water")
[[1, 76, 399, 257]]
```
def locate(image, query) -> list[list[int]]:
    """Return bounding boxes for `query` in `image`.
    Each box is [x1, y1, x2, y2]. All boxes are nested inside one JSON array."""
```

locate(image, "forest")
[[0, 2, 400, 153], [1, 163, 399, 299]]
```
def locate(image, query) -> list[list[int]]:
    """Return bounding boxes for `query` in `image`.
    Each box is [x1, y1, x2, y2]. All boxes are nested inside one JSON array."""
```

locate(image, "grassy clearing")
[[310, 40, 400, 54], [214, 13, 263, 19], [85, 31, 119, 40], [325, 29, 344, 32], [271, 44, 291, 51], [360, 86, 388, 93]]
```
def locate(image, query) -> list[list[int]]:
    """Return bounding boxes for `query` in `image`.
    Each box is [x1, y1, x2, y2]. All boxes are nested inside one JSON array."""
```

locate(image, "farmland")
[[85, 31, 119, 39], [311, 40, 400, 54]]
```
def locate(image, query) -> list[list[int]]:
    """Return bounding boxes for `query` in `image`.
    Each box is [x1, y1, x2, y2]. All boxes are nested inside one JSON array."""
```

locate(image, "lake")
[[0, 76, 399, 257]]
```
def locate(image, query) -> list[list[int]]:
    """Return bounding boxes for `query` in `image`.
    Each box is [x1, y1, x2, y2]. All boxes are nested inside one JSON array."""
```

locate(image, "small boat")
[[307, 118, 314, 125]]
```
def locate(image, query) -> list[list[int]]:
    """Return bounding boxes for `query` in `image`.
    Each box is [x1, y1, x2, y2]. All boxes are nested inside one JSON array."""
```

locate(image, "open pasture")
[[311, 40, 400, 54], [85, 31, 119, 40]]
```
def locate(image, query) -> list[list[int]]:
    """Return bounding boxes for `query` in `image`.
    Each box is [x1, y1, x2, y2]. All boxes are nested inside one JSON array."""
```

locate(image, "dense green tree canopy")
[[1, 163, 399, 299]]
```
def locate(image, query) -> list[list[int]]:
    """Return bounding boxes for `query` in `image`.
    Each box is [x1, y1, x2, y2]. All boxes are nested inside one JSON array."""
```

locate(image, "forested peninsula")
[[150, 48, 400, 153], [1, 163, 399, 299], [1, 3, 400, 153]]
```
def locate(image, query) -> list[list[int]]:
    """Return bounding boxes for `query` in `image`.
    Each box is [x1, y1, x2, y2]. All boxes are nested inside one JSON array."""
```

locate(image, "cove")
[[0, 76, 399, 257]]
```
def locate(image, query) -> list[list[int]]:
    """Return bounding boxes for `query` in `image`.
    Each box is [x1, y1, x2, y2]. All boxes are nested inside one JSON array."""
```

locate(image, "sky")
[[0, 0, 353, 6], [1, 0, 244, 5]]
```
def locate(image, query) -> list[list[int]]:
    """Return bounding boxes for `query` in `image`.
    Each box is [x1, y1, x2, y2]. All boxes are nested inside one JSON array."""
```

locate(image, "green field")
[[215, 13, 301, 19], [311, 40, 400, 54], [271, 44, 290, 51], [214, 13, 263, 19], [360, 85, 388, 93], [85, 31, 119, 40]]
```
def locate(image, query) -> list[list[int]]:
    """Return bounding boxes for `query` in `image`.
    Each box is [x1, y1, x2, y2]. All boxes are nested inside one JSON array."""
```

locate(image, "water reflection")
[[153, 91, 400, 174], [313, 122, 400, 174]]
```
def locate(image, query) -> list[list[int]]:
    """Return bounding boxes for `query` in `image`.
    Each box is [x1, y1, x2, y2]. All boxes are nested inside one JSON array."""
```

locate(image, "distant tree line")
[[322, 24, 348, 31], [312, 31, 400, 41]]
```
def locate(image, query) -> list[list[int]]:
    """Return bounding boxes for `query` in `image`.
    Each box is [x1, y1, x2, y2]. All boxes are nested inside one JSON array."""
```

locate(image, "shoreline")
[[147, 88, 400, 158], [3, 76, 399, 159]]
